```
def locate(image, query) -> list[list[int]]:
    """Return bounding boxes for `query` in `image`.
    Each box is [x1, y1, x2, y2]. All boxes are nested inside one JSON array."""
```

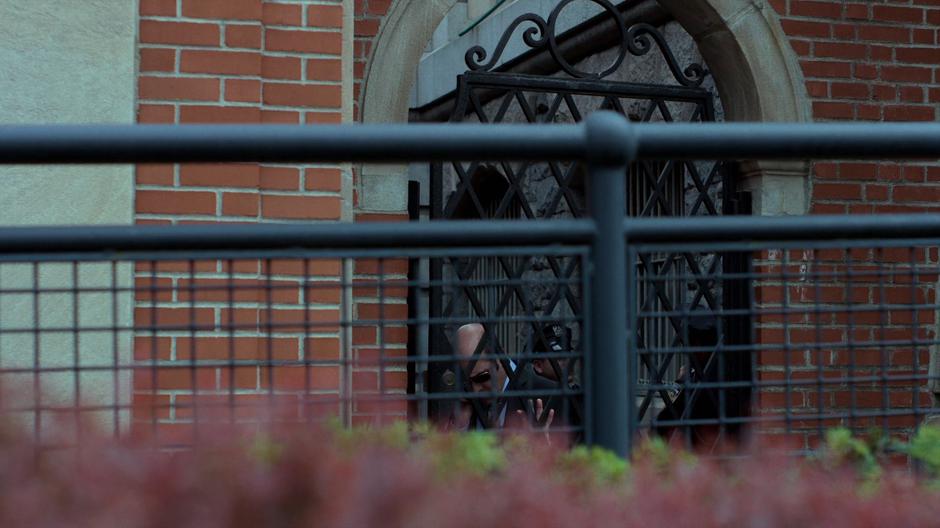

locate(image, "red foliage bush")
[[0, 422, 937, 527]]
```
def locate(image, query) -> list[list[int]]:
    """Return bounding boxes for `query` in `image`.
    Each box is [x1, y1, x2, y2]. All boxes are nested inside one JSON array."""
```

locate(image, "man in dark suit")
[[454, 323, 559, 432], [527, 323, 582, 440]]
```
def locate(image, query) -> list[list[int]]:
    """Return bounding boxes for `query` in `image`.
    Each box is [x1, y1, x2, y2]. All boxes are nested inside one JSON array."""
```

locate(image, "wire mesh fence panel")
[[4, 235, 940, 456], [632, 239, 940, 454], [0, 247, 589, 451]]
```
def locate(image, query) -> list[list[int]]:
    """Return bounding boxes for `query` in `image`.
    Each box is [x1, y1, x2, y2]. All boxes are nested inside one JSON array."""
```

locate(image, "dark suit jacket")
[[500, 364, 580, 431]]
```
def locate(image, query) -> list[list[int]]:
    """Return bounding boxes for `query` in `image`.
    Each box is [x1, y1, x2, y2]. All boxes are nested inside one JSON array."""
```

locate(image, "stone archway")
[[358, 0, 811, 215], [357, 0, 457, 213], [657, 0, 812, 214], [360, 0, 457, 126]]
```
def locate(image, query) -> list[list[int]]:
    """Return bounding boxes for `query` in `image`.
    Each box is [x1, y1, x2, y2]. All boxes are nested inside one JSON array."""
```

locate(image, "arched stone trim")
[[358, 0, 811, 215], [656, 0, 812, 215], [360, 0, 456, 125], [357, 0, 456, 213]]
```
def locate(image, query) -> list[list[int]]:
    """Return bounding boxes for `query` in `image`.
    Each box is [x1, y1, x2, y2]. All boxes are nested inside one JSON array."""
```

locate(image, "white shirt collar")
[[496, 359, 518, 427], [469, 358, 518, 430]]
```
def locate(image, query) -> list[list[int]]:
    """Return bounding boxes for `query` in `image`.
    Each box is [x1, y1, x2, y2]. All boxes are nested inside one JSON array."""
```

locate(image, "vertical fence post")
[[586, 112, 635, 457]]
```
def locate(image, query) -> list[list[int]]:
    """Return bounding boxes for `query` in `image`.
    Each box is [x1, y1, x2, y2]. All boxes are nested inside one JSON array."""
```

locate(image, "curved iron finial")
[[625, 23, 707, 87], [546, 0, 627, 80], [465, 13, 550, 73], [463, 0, 708, 86]]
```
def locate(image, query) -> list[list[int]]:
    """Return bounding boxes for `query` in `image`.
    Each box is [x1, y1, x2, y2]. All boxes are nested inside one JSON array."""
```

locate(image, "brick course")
[[759, 2, 939, 446], [135, 0, 352, 437], [136, 0, 348, 219], [779, 0, 938, 215]]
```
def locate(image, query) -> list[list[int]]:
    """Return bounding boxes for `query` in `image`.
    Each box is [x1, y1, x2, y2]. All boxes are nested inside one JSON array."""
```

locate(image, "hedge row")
[[0, 421, 938, 527]]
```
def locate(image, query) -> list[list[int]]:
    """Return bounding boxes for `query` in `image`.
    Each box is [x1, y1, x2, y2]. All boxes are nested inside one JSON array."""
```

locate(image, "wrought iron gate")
[[427, 0, 752, 442]]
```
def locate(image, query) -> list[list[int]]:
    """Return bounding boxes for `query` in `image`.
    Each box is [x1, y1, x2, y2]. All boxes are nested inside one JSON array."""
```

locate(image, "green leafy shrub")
[[904, 425, 940, 479], [556, 445, 629, 486], [426, 430, 507, 477], [823, 427, 881, 480]]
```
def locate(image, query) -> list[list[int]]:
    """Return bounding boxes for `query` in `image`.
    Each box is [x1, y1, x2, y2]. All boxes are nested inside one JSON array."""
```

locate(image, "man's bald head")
[[455, 323, 504, 403], [456, 323, 486, 361]]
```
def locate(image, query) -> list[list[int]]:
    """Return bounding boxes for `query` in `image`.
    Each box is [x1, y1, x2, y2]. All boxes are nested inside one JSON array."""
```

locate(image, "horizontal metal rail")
[[0, 219, 594, 255], [1, 119, 940, 164], [0, 123, 587, 164], [635, 122, 940, 160], [623, 214, 940, 243]]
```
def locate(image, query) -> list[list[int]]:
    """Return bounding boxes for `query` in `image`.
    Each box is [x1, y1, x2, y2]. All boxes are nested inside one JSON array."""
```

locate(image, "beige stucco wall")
[[0, 1, 136, 437], [0, 1, 136, 225]]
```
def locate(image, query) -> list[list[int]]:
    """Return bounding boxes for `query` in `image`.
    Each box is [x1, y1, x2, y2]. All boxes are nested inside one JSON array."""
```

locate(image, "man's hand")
[[515, 398, 555, 444]]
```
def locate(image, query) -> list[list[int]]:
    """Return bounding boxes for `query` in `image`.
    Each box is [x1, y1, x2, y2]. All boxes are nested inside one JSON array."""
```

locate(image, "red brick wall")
[[346, 1, 407, 425], [754, 1, 939, 445], [136, 0, 347, 223], [352, 0, 392, 121], [349, 253, 410, 425], [134, 0, 353, 442], [768, 0, 940, 213], [753, 247, 936, 449]]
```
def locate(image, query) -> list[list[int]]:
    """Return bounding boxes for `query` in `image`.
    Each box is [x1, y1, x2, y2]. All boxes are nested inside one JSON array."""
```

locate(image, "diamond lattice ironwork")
[[427, 3, 752, 440]]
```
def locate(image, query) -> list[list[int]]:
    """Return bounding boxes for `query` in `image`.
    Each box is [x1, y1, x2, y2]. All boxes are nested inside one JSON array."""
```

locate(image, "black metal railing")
[[626, 215, 940, 452], [0, 113, 939, 457]]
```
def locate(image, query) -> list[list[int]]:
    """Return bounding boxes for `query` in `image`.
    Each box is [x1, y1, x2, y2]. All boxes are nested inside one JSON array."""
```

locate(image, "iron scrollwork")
[[465, 13, 550, 74], [464, 0, 708, 86], [625, 23, 706, 87]]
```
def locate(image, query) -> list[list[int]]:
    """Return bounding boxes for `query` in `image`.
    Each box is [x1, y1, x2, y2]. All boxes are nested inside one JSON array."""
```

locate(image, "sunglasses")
[[468, 369, 491, 385]]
